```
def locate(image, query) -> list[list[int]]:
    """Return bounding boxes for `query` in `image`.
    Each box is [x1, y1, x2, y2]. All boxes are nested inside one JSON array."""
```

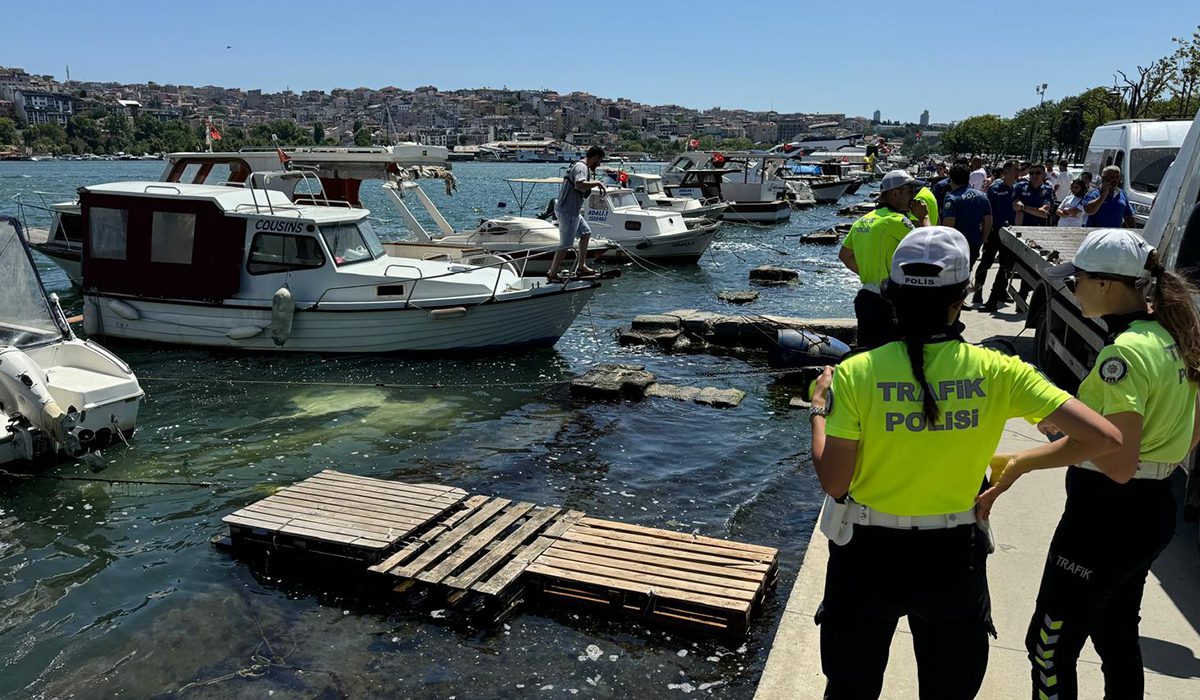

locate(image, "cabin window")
[[319, 221, 383, 266], [89, 207, 128, 260], [150, 211, 196, 264], [610, 192, 639, 209], [247, 233, 325, 274], [624, 221, 642, 231]]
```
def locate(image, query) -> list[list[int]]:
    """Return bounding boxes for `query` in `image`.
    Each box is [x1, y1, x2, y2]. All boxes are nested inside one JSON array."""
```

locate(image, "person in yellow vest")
[[913, 184, 940, 226], [838, 170, 930, 349], [810, 226, 1121, 699], [979, 229, 1200, 699]]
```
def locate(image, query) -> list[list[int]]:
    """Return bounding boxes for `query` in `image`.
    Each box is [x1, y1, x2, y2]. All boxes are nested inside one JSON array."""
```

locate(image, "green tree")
[[102, 114, 133, 153], [354, 128, 373, 147], [0, 117, 20, 147], [67, 115, 103, 153], [940, 114, 1007, 158], [313, 122, 325, 144]]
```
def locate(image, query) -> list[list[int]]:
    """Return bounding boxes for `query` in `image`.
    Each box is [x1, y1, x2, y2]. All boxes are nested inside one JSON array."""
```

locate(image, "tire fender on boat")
[[83, 297, 100, 335], [108, 298, 140, 321], [271, 287, 295, 347]]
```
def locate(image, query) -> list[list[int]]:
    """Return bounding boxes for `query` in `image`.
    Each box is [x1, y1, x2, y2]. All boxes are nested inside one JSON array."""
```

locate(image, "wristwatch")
[[809, 403, 829, 418]]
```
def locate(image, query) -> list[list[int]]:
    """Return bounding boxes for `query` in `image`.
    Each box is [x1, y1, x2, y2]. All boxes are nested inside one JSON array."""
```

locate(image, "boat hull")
[[809, 180, 854, 203], [723, 201, 792, 223], [599, 223, 720, 263], [83, 284, 599, 353]]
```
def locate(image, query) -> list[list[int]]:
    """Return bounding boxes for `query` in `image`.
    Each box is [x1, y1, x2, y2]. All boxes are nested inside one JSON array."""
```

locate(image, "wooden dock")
[[220, 470, 778, 636]]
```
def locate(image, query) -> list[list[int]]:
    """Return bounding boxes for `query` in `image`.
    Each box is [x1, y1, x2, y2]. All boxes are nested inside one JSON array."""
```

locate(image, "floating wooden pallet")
[[222, 469, 467, 563], [525, 517, 779, 635], [368, 495, 583, 604]]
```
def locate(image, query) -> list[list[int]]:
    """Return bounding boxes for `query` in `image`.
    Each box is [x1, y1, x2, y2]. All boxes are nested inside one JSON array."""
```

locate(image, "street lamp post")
[[1029, 83, 1048, 161]]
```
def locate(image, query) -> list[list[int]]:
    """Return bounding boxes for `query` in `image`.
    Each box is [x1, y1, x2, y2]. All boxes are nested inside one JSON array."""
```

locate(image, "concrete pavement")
[[754, 305, 1200, 699]]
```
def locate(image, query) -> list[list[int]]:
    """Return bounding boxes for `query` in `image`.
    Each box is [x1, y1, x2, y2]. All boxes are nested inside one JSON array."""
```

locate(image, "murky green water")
[[1, 160, 870, 699]]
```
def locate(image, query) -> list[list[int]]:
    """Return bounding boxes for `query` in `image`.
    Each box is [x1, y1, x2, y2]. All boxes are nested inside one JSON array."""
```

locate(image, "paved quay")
[[755, 302, 1200, 699]]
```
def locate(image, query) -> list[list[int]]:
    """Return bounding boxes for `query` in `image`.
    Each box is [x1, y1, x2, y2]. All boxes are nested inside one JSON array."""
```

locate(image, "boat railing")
[[11, 191, 75, 236]]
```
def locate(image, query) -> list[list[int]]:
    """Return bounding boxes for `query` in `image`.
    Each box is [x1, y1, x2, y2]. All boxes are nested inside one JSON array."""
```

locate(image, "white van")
[[1083, 119, 1191, 226]]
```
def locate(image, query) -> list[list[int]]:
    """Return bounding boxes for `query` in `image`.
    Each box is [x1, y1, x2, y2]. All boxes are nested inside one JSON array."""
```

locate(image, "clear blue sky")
[[4, 1, 1195, 123]]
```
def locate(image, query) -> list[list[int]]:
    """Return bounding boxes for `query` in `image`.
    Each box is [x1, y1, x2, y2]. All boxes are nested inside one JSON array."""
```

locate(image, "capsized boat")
[[75, 179, 598, 353], [1, 215, 142, 465]]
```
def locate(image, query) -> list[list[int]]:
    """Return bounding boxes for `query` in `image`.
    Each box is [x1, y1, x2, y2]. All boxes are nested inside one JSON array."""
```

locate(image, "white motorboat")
[[496, 177, 722, 263], [662, 152, 801, 222], [74, 179, 598, 353], [1, 215, 142, 465], [598, 169, 728, 220]]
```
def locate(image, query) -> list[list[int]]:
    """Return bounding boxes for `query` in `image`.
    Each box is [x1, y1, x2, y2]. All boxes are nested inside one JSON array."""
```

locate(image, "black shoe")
[[982, 301, 1000, 312], [970, 294, 984, 307]]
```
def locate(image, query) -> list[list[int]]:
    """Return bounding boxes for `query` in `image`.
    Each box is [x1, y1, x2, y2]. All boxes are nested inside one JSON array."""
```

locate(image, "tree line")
[[934, 26, 1200, 163]]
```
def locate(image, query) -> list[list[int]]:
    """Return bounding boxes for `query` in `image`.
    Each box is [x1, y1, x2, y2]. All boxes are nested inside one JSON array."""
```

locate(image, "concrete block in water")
[[645, 383, 745, 408], [630, 314, 682, 333], [749, 266, 800, 285], [718, 290, 760, 305], [571, 364, 657, 400]]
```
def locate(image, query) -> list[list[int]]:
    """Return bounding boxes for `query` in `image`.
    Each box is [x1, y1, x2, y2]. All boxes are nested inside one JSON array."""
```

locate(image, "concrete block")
[[570, 364, 656, 401], [630, 314, 682, 333], [718, 290, 760, 305], [749, 266, 800, 285]]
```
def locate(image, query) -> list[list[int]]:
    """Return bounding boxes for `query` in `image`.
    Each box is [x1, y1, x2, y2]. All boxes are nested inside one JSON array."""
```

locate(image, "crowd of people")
[[818, 159, 1198, 698]]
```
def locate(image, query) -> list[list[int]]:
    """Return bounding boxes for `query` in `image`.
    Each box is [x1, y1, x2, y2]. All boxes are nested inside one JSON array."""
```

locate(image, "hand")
[[1015, 201, 1025, 211], [595, 183, 607, 195], [811, 366, 835, 408], [909, 198, 928, 219], [1037, 420, 1064, 441], [976, 453, 1025, 519]]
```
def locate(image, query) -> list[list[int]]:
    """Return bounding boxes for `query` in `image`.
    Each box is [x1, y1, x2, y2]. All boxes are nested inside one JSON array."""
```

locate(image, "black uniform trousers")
[[853, 288, 897, 350], [817, 524, 994, 700], [973, 233, 1012, 304], [1026, 467, 1176, 700]]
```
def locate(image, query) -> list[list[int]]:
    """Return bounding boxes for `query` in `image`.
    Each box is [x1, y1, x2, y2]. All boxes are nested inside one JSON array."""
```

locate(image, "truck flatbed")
[[1000, 225, 1091, 277]]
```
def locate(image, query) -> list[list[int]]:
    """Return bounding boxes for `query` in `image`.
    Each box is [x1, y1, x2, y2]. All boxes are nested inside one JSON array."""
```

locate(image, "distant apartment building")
[[920, 109, 930, 127], [747, 121, 779, 144], [872, 110, 881, 124], [2, 89, 76, 126], [777, 119, 808, 142]]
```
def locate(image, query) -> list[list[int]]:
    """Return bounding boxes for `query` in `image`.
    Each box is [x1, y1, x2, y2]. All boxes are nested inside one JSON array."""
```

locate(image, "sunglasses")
[[1065, 271, 1121, 293]]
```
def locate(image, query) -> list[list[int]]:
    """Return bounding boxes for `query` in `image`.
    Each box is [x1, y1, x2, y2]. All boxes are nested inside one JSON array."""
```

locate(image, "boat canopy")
[[0, 215, 68, 348]]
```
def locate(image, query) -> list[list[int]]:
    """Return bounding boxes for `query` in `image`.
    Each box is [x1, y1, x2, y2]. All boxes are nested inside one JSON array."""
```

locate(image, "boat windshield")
[[1128, 147, 1179, 194], [644, 179, 664, 195], [0, 218, 64, 348], [608, 192, 640, 209], [319, 220, 385, 266]]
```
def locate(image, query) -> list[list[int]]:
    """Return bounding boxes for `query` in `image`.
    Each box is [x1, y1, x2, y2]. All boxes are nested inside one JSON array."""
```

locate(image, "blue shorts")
[[555, 210, 591, 249]]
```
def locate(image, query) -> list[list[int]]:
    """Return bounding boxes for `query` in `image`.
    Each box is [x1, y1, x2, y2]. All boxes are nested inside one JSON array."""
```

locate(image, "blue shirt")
[[932, 177, 952, 210], [1013, 180, 1055, 226], [987, 180, 1018, 228], [942, 186, 992, 248], [1083, 188, 1135, 227]]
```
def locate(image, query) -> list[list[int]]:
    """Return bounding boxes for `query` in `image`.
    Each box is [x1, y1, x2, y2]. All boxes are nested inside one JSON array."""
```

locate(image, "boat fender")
[[226, 325, 266, 340], [271, 287, 295, 347], [108, 299, 140, 321], [768, 329, 851, 369], [83, 297, 100, 335], [0, 347, 81, 454]]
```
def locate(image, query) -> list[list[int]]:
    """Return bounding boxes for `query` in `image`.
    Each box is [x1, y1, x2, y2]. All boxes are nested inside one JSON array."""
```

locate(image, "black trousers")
[[1026, 468, 1176, 700], [972, 235, 1012, 303], [818, 524, 994, 700], [853, 288, 896, 350]]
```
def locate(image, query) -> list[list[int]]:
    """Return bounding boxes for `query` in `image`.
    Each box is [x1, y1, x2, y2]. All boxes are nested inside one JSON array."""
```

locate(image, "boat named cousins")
[[76, 180, 599, 353]]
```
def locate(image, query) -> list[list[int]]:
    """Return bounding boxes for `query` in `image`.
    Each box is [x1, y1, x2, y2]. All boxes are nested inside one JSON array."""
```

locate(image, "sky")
[[3, 1, 1196, 124]]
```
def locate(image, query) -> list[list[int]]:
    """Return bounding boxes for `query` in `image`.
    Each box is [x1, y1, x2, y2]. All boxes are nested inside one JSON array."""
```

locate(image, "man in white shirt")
[[968, 156, 987, 191], [1053, 159, 1073, 201]]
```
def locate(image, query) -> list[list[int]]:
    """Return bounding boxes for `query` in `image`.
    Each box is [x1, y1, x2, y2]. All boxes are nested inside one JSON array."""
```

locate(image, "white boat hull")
[[84, 284, 599, 353], [723, 202, 792, 223]]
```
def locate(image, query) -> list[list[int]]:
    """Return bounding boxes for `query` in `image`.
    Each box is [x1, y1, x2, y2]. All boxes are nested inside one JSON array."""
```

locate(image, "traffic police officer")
[[810, 226, 1120, 700], [838, 170, 930, 349], [980, 229, 1200, 699]]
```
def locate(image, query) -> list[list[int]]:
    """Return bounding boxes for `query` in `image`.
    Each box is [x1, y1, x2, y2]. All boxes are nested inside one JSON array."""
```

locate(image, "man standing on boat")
[[839, 170, 929, 349], [548, 146, 607, 281]]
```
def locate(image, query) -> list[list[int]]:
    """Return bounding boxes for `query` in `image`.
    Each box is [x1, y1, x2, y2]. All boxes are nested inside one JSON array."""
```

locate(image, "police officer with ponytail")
[[979, 228, 1200, 699], [808, 226, 1121, 699]]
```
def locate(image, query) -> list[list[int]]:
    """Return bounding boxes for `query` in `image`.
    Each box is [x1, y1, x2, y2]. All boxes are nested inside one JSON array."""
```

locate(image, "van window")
[[150, 211, 196, 264], [1128, 147, 1180, 194], [247, 233, 325, 274], [89, 207, 128, 260]]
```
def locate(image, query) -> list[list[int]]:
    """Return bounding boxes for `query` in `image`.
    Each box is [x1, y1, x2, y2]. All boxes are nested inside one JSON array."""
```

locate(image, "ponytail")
[[886, 267, 970, 422], [1146, 251, 1200, 384]]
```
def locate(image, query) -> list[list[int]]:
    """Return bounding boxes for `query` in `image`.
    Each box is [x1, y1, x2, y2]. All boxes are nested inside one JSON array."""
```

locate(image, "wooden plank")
[[273, 485, 450, 523], [275, 522, 390, 548], [391, 498, 511, 578], [241, 501, 408, 539], [316, 470, 466, 498], [367, 540, 427, 574], [556, 530, 771, 571], [548, 539, 766, 584], [282, 482, 456, 519], [533, 553, 756, 604], [472, 510, 585, 596], [227, 513, 369, 547], [416, 502, 535, 585], [540, 543, 761, 595], [443, 506, 562, 590], [260, 492, 428, 529], [288, 479, 459, 513], [575, 517, 778, 557], [569, 520, 776, 563], [526, 562, 750, 613], [310, 472, 466, 503], [438, 495, 491, 529], [225, 509, 392, 547]]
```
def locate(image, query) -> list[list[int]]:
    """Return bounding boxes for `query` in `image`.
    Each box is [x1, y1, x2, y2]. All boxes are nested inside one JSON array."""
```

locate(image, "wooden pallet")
[[368, 496, 583, 605], [525, 517, 779, 635], [222, 470, 467, 563]]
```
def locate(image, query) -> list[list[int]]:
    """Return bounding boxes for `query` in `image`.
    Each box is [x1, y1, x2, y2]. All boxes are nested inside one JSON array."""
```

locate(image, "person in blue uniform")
[[942, 162, 993, 266], [1012, 163, 1055, 227], [974, 160, 1019, 310], [1082, 165, 1136, 228], [980, 229, 1200, 699]]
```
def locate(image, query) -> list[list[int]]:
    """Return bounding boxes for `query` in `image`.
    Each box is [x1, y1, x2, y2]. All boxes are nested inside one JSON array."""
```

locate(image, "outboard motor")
[[768, 328, 851, 369], [0, 347, 85, 458]]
